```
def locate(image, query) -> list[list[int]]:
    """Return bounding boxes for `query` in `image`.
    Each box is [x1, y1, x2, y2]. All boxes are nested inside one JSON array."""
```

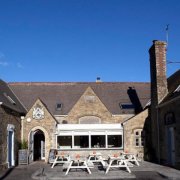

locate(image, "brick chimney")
[[149, 40, 168, 162], [149, 40, 168, 105]]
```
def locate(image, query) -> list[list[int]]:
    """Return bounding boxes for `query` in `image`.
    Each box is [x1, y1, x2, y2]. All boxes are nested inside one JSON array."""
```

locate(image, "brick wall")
[[149, 40, 168, 161]]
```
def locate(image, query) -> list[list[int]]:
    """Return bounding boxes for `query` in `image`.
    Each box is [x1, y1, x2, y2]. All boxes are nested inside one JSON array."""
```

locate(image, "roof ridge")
[[8, 81, 150, 85]]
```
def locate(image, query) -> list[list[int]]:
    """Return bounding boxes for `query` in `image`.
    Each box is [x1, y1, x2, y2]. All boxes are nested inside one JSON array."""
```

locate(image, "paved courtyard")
[[1, 161, 180, 180]]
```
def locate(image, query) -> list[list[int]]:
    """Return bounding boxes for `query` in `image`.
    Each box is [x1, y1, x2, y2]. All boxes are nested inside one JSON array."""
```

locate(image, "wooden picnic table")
[[88, 152, 104, 164], [64, 159, 94, 175], [121, 152, 140, 166], [51, 154, 70, 168], [103, 155, 131, 174]]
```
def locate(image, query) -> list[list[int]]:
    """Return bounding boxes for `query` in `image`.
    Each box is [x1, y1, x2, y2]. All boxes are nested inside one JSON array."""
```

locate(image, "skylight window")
[[3, 92, 16, 105], [174, 85, 180, 93], [120, 103, 134, 109], [56, 103, 62, 110]]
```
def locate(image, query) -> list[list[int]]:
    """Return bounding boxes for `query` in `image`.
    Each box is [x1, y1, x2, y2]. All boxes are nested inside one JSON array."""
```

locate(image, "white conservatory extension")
[[56, 124, 123, 150]]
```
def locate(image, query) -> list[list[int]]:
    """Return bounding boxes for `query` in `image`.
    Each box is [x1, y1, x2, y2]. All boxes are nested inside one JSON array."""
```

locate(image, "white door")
[[29, 131, 34, 163], [167, 127, 175, 166], [7, 124, 15, 168], [41, 140, 45, 160]]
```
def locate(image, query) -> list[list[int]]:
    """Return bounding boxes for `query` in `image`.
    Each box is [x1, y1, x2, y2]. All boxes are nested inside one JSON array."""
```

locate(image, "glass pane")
[[91, 135, 105, 148], [136, 138, 139, 146], [108, 135, 122, 148], [141, 138, 144, 146], [135, 131, 139, 136], [74, 136, 89, 148], [57, 136, 72, 149]]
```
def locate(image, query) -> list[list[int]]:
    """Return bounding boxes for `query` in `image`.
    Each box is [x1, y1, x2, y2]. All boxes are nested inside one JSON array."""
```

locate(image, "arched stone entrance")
[[34, 130, 45, 160], [28, 126, 50, 163]]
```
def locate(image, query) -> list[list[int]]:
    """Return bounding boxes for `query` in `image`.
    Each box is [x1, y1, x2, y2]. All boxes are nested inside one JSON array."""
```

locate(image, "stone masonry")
[[0, 106, 21, 169], [22, 99, 57, 162]]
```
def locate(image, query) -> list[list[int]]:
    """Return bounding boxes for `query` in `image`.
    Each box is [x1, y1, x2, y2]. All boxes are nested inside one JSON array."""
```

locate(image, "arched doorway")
[[29, 126, 49, 163], [33, 130, 45, 161]]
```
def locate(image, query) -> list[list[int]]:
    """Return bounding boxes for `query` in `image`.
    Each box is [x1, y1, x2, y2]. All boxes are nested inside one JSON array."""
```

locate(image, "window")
[[134, 129, 144, 147], [108, 135, 122, 148], [174, 85, 180, 93], [164, 112, 175, 125], [91, 135, 105, 148], [74, 136, 89, 148], [56, 103, 62, 110], [3, 92, 16, 105], [56, 132, 123, 150], [120, 103, 134, 109], [57, 136, 72, 149], [79, 116, 101, 124], [84, 95, 95, 103]]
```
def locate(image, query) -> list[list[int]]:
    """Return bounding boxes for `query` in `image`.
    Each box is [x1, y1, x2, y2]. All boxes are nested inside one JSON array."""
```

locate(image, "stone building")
[[1, 40, 179, 169], [0, 80, 26, 169], [9, 81, 150, 162], [149, 40, 180, 169]]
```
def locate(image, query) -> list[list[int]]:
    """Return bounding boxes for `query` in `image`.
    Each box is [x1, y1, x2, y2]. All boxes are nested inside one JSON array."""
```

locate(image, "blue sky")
[[0, 0, 179, 82]]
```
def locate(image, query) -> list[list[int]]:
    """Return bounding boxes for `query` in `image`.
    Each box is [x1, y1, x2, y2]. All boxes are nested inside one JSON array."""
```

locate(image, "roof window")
[[174, 85, 180, 93], [56, 103, 62, 110], [3, 92, 16, 105], [119, 103, 134, 109]]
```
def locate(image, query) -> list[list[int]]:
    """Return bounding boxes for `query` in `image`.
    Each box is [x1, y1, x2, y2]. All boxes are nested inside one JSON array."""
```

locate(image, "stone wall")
[[0, 106, 21, 169], [22, 88, 146, 163], [22, 99, 57, 162], [67, 87, 113, 123], [59, 87, 132, 124], [123, 109, 148, 156], [158, 99, 180, 169]]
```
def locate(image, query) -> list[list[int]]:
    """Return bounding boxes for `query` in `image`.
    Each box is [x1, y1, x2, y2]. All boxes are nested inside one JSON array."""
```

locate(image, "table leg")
[[135, 159, 140, 166], [65, 161, 73, 175], [51, 157, 58, 168], [84, 161, 91, 174], [124, 160, 131, 173], [105, 160, 112, 174]]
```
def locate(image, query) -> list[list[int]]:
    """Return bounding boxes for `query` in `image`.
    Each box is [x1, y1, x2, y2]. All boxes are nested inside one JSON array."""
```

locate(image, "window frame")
[[56, 132, 123, 150], [134, 129, 144, 147]]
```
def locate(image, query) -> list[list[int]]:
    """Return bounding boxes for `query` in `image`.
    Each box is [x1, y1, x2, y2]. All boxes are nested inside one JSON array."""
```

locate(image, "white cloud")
[[0, 61, 9, 66], [17, 62, 24, 69]]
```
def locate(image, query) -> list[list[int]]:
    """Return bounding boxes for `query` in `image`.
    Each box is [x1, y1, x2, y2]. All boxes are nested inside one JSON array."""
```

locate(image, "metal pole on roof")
[[166, 24, 169, 51]]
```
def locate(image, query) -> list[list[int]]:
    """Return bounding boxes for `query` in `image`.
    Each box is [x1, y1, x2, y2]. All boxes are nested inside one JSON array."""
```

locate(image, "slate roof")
[[161, 69, 180, 104], [8, 82, 150, 115], [0, 79, 26, 114]]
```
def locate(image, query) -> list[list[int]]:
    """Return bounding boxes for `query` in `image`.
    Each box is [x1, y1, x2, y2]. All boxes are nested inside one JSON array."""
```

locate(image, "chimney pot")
[[96, 77, 102, 82]]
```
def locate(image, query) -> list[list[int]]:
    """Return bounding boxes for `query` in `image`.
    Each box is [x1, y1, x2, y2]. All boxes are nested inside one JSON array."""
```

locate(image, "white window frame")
[[56, 131, 123, 150], [56, 124, 123, 150], [134, 129, 144, 147]]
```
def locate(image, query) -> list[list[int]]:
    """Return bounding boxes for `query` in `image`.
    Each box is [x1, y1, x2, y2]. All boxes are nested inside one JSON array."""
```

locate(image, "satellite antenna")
[[166, 24, 169, 50]]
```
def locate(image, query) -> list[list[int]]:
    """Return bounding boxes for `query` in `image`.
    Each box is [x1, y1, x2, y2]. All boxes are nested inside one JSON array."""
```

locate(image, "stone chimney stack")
[[149, 40, 168, 105], [149, 40, 168, 162]]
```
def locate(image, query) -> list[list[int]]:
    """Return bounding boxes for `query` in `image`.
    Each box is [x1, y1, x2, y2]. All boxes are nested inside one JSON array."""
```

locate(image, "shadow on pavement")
[[0, 168, 14, 180], [133, 171, 168, 180]]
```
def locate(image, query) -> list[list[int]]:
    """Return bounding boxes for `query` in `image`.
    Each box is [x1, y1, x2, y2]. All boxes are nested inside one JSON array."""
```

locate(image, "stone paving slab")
[[32, 161, 180, 180], [1, 161, 180, 180], [32, 164, 135, 180]]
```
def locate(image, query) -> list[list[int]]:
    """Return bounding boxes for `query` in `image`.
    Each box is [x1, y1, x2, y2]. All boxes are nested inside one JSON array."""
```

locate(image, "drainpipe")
[[21, 116, 25, 141], [156, 107, 160, 164]]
